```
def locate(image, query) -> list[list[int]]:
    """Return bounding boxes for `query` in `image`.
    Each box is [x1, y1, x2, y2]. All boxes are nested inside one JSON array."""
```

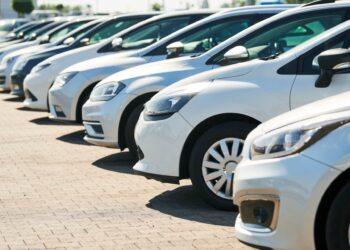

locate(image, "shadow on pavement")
[[30, 117, 73, 126], [17, 107, 46, 112], [0, 90, 10, 94], [3, 96, 24, 102], [56, 129, 88, 145], [146, 185, 237, 227], [92, 152, 136, 174]]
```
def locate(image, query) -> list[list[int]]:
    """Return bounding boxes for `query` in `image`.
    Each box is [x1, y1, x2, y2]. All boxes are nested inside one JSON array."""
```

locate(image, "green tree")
[[11, 0, 34, 17], [56, 4, 64, 13], [152, 3, 162, 11], [201, 0, 210, 8]]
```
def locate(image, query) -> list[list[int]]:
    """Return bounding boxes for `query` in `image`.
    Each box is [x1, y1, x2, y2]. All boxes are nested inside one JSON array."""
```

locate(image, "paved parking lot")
[[0, 92, 252, 250]]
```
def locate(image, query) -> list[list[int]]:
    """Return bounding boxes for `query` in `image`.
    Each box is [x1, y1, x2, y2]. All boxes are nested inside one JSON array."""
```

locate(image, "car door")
[[290, 29, 350, 109]]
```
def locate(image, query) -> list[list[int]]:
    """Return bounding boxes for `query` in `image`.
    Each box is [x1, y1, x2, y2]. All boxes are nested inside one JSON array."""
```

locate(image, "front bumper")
[[23, 67, 57, 111], [133, 112, 193, 179], [82, 94, 133, 148], [0, 64, 13, 90], [233, 154, 340, 250], [48, 73, 89, 122]]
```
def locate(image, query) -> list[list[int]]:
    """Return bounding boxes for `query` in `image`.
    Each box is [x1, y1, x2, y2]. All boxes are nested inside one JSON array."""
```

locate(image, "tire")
[[325, 181, 350, 250], [125, 104, 144, 159], [189, 121, 256, 211], [76, 90, 92, 123]]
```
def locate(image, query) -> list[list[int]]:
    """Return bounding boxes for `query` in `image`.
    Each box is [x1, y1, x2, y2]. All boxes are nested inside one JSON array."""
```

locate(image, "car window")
[[120, 17, 191, 50], [298, 31, 350, 74], [89, 18, 144, 45], [49, 22, 84, 43], [179, 17, 252, 54], [209, 9, 348, 64]]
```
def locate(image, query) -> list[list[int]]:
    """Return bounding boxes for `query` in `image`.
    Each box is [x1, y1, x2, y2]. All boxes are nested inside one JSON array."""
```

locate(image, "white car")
[[82, 2, 347, 158], [51, 7, 293, 126], [234, 88, 350, 250], [0, 18, 96, 91], [23, 11, 208, 111], [133, 14, 350, 210]]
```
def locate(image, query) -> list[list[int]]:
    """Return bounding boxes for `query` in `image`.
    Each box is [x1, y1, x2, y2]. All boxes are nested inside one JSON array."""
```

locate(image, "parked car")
[[49, 6, 292, 128], [11, 13, 157, 96], [133, 14, 350, 210], [0, 20, 55, 49], [0, 22, 38, 44], [234, 87, 350, 250], [0, 19, 29, 39], [0, 18, 98, 91], [82, 2, 348, 158], [23, 11, 211, 110]]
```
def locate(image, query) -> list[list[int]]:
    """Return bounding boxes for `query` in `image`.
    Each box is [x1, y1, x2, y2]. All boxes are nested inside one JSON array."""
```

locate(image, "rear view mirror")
[[316, 48, 350, 88], [63, 37, 75, 45], [112, 37, 123, 49], [219, 46, 249, 65], [79, 37, 90, 47], [166, 41, 184, 59], [39, 35, 49, 44]]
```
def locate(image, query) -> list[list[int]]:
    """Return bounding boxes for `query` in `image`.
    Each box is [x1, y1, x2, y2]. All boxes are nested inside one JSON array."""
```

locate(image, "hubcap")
[[202, 138, 244, 200]]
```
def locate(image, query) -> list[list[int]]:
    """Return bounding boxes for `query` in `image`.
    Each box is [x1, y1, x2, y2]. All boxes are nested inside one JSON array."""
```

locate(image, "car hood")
[[160, 59, 260, 95], [107, 55, 196, 85], [47, 43, 101, 63], [6, 44, 50, 58], [0, 40, 37, 53], [64, 50, 140, 73], [261, 91, 350, 134]]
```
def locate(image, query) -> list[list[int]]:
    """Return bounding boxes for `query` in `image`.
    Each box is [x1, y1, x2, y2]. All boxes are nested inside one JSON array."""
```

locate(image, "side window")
[[120, 17, 191, 50], [179, 17, 252, 54], [89, 19, 143, 45], [209, 9, 348, 65], [148, 16, 254, 56], [298, 32, 350, 74], [49, 23, 82, 43]]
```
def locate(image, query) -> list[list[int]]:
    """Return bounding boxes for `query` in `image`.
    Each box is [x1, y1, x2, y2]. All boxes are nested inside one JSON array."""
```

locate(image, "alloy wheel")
[[201, 138, 244, 200]]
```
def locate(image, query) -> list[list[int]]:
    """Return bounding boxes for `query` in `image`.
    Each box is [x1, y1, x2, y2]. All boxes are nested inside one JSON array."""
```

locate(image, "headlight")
[[33, 63, 51, 73], [250, 118, 348, 160], [144, 94, 195, 120], [13, 58, 28, 71], [54, 72, 78, 87], [90, 82, 125, 102]]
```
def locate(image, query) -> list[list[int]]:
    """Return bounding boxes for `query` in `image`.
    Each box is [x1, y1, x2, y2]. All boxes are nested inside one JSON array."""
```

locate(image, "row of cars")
[[1, 1, 350, 249]]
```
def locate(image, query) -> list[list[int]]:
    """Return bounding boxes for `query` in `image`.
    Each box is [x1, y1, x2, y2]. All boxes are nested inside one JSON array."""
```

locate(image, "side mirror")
[[29, 33, 37, 41], [316, 48, 350, 88], [79, 37, 90, 47], [166, 41, 184, 59], [111, 37, 123, 49], [63, 37, 75, 45], [219, 46, 249, 66], [39, 35, 49, 44]]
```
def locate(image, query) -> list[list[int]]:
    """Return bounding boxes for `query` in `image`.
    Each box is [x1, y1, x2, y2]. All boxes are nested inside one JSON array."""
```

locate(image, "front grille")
[[0, 75, 5, 85]]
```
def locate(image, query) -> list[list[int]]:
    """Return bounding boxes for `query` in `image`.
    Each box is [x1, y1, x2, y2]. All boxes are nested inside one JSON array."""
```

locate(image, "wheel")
[[189, 121, 256, 211], [325, 181, 350, 250], [76, 90, 92, 123], [125, 104, 144, 159]]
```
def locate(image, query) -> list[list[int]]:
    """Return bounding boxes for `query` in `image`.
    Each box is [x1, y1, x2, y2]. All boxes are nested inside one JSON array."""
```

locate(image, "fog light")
[[54, 105, 66, 118], [238, 195, 279, 231]]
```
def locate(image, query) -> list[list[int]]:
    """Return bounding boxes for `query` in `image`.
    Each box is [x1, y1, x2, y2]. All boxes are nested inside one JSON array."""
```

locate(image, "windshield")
[[120, 16, 191, 50], [48, 21, 87, 43], [0, 20, 13, 32], [74, 17, 146, 46], [210, 9, 348, 64], [21, 22, 51, 38]]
